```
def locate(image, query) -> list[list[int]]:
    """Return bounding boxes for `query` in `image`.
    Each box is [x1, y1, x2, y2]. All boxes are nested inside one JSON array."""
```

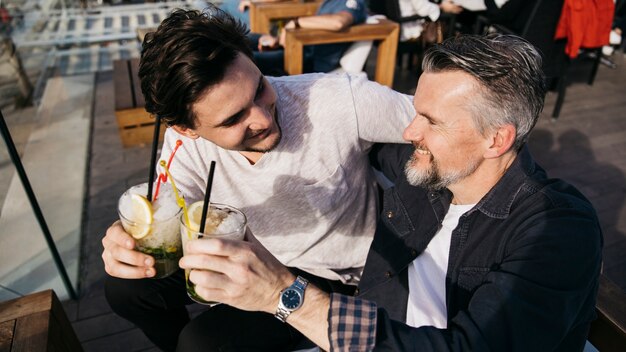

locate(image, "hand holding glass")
[[180, 203, 247, 305], [118, 182, 183, 278]]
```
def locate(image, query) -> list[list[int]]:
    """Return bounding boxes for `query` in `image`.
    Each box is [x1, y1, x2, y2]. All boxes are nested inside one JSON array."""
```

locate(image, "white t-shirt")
[[159, 73, 414, 282], [406, 203, 475, 328]]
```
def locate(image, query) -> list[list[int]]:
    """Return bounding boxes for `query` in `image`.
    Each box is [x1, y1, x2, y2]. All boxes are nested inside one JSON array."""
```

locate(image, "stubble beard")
[[243, 115, 282, 153], [404, 151, 480, 191]]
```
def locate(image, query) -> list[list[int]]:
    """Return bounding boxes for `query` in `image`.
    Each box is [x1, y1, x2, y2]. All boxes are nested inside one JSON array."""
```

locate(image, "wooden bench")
[[588, 274, 626, 351], [0, 290, 82, 351], [113, 58, 164, 148]]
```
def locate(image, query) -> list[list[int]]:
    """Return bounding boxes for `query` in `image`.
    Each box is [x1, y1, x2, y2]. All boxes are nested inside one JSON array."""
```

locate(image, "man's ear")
[[170, 125, 200, 140], [484, 124, 516, 159]]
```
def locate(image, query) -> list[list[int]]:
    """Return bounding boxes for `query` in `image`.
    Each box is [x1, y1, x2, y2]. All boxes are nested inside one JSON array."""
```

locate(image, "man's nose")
[[247, 105, 272, 130], [403, 117, 423, 142]]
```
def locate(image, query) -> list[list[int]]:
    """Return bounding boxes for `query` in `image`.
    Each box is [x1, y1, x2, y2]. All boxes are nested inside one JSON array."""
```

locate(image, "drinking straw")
[[153, 139, 183, 201], [153, 173, 166, 202], [199, 161, 217, 234], [159, 160, 189, 227], [146, 115, 162, 202]]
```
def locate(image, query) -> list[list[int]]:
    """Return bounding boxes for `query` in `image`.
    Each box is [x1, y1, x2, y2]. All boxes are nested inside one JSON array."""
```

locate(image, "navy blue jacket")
[[358, 144, 603, 351]]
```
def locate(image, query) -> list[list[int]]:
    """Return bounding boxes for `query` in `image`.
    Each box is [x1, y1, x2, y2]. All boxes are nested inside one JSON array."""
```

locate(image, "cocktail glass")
[[118, 182, 183, 279], [180, 203, 247, 305]]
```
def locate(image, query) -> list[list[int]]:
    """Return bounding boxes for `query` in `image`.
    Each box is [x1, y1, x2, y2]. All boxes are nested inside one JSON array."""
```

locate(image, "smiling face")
[[402, 70, 490, 191], [174, 53, 281, 156]]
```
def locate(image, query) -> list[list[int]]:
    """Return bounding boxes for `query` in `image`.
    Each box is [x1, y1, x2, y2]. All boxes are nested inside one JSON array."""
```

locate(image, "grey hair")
[[422, 34, 546, 151]]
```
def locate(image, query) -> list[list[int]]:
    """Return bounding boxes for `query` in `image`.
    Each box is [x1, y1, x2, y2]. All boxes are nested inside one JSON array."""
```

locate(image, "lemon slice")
[[187, 201, 225, 234], [127, 194, 153, 239], [187, 201, 205, 233]]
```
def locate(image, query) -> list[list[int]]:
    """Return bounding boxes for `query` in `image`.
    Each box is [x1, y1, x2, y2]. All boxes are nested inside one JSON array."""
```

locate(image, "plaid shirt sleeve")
[[328, 293, 377, 351]]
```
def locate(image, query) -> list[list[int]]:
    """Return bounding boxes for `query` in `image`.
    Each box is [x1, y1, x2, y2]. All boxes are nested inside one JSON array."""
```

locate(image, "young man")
[[180, 34, 603, 350], [101, 6, 413, 351]]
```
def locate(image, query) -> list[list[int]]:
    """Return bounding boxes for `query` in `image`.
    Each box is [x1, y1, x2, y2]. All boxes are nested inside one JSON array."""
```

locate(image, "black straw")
[[146, 115, 162, 202], [199, 161, 217, 233]]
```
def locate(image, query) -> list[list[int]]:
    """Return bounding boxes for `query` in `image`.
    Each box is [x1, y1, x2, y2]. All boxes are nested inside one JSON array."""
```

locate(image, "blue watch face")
[[281, 289, 302, 309]]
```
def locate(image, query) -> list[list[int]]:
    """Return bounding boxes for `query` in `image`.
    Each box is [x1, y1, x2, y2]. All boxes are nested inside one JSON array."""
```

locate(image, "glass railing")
[[0, 107, 80, 301]]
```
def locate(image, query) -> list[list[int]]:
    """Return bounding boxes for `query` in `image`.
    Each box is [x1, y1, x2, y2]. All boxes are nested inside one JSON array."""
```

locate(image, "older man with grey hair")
[[179, 34, 602, 351]]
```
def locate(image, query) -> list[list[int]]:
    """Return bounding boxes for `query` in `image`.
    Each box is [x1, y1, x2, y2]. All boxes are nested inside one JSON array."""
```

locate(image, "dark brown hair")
[[139, 6, 252, 128]]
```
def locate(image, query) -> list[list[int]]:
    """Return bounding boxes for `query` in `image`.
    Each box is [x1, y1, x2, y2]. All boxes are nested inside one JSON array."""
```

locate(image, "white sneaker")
[[609, 30, 622, 45]]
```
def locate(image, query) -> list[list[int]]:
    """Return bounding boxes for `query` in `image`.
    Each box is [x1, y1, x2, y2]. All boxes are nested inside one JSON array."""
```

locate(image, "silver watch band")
[[292, 276, 308, 291], [275, 276, 308, 322], [275, 305, 291, 322]]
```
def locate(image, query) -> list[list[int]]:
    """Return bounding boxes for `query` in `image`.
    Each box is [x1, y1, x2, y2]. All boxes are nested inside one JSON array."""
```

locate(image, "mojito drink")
[[181, 202, 247, 305], [118, 182, 183, 278]]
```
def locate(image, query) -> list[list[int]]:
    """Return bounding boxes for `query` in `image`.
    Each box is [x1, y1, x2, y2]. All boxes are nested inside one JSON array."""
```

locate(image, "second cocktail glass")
[[180, 203, 247, 305]]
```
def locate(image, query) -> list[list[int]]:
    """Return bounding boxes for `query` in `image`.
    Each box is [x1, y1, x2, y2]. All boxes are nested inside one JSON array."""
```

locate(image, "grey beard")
[[404, 154, 479, 191]]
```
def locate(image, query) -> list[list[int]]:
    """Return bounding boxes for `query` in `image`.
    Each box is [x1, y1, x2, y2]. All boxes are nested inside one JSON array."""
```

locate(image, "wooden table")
[[283, 19, 400, 87], [0, 290, 82, 352], [249, 0, 322, 34]]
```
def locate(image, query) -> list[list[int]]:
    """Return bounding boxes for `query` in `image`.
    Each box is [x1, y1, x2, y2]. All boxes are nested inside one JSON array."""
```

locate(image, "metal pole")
[[0, 109, 78, 300]]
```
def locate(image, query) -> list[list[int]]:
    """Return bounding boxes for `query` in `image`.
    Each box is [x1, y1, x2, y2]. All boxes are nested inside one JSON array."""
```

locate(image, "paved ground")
[[44, 50, 626, 350]]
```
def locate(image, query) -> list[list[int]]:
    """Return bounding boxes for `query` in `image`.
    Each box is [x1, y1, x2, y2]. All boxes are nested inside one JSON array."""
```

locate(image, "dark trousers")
[[105, 268, 355, 351]]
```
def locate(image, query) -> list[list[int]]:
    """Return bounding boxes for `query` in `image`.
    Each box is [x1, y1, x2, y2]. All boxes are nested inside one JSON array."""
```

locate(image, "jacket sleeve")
[[368, 143, 413, 184], [330, 206, 602, 351]]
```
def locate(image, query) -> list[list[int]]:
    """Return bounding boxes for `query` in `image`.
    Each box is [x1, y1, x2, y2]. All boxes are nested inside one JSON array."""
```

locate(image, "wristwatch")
[[275, 276, 308, 322]]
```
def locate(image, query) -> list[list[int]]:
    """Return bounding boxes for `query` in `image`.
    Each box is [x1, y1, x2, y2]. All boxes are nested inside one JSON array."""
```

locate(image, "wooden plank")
[[113, 59, 134, 110], [0, 291, 52, 323], [283, 34, 304, 79], [49, 290, 83, 351], [11, 311, 50, 352], [588, 275, 626, 351], [115, 108, 154, 127], [119, 124, 166, 148], [0, 320, 15, 352], [249, 1, 321, 34], [373, 23, 399, 88], [129, 58, 145, 107], [0, 291, 82, 352], [286, 19, 399, 45]]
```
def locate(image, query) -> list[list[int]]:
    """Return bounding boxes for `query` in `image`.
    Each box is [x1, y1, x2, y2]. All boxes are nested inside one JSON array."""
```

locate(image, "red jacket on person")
[[555, 0, 614, 58]]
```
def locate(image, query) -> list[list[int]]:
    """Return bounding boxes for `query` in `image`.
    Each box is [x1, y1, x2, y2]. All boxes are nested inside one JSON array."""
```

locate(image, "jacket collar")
[[427, 145, 540, 220], [472, 145, 540, 219]]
